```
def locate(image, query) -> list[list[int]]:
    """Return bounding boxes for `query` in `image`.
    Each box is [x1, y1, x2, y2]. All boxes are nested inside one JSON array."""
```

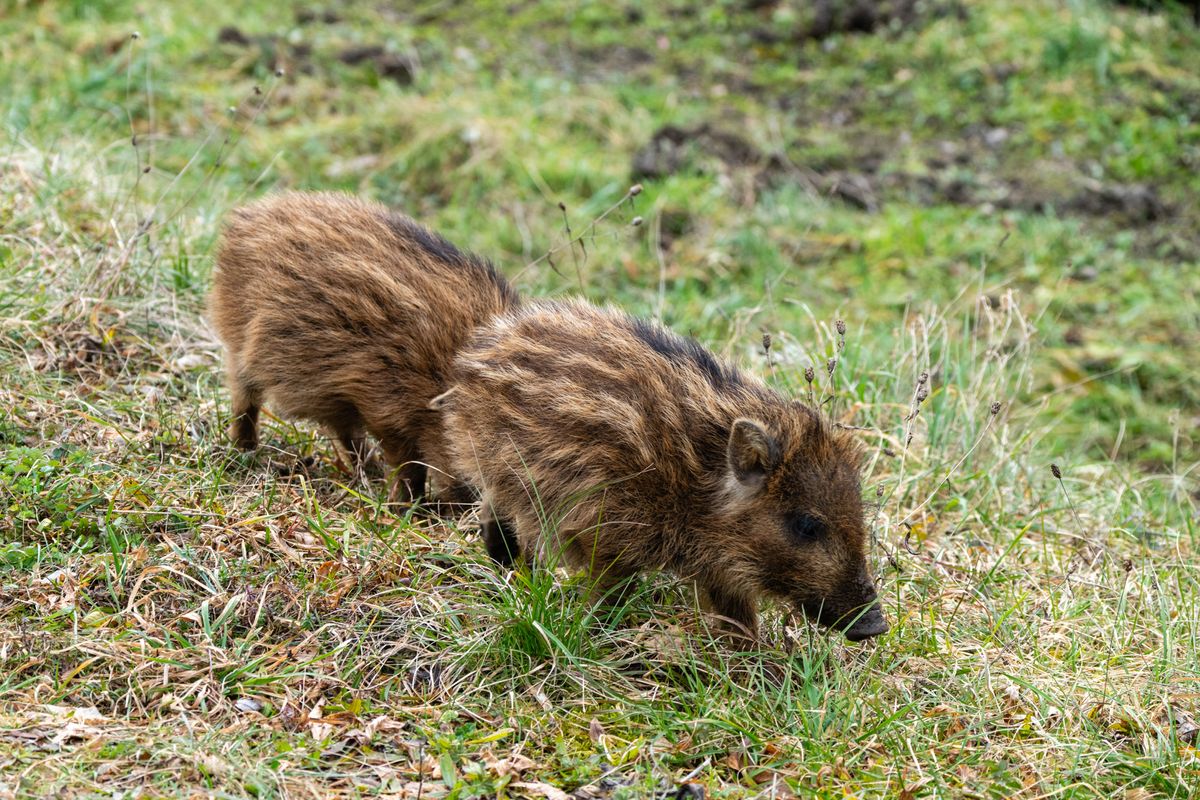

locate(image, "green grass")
[[1, 0, 1198, 797]]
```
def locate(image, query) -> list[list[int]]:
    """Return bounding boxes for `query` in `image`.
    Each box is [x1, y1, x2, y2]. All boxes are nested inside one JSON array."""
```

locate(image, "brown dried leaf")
[[487, 752, 538, 777], [381, 782, 448, 799], [511, 781, 572, 800]]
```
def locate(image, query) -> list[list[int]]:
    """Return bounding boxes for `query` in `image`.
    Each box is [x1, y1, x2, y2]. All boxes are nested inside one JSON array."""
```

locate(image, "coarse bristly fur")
[[208, 191, 518, 503], [436, 299, 889, 642]]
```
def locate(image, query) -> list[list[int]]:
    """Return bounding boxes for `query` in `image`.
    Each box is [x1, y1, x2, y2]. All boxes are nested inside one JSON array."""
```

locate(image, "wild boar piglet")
[[209, 191, 518, 502], [436, 299, 889, 642]]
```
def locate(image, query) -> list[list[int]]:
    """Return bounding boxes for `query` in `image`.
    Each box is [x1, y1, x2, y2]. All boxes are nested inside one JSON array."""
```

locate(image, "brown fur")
[[208, 191, 518, 502], [436, 299, 889, 642]]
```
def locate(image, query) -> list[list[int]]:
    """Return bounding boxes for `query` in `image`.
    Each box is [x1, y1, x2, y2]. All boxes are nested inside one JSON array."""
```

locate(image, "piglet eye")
[[787, 512, 828, 542]]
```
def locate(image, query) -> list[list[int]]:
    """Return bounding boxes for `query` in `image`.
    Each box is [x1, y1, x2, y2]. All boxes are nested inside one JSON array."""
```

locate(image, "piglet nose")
[[844, 604, 889, 642]]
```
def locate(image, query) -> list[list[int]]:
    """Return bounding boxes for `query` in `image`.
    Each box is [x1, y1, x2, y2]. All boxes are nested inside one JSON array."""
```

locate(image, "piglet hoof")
[[482, 517, 519, 567], [757, 659, 789, 690], [422, 499, 459, 520], [386, 479, 418, 508], [230, 425, 258, 451]]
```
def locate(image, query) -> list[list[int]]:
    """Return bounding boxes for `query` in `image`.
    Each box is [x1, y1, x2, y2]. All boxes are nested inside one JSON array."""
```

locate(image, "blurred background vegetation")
[[4, 0, 1198, 466]]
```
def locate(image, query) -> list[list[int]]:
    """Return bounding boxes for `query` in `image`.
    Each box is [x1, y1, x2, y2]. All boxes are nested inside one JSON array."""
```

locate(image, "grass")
[[1, 0, 1198, 797]]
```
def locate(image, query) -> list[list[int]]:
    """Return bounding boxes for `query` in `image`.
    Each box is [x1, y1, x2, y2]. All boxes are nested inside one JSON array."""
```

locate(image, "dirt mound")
[[336, 45, 415, 85], [214, 27, 416, 84], [1066, 180, 1167, 223], [295, 7, 342, 25], [833, 167, 1171, 225], [631, 124, 764, 181], [1113, 0, 1199, 23], [749, 0, 966, 42], [214, 26, 315, 75]]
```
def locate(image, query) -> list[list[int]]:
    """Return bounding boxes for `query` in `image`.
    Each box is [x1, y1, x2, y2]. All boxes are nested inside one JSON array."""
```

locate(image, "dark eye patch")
[[786, 512, 828, 542]]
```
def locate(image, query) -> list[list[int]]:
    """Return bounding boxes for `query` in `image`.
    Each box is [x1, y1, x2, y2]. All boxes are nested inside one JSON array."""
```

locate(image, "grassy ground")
[[1, 0, 1198, 797]]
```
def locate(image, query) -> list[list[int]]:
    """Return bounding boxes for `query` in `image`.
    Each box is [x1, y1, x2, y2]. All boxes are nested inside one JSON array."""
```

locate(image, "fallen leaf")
[[511, 781, 572, 800], [309, 700, 331, 742], [235, 697, 263, 713], [171, 353, 209, 371], [196, 753, 231, 776], [42, 705, 104, 723], [381, 781, 448, 799], [51, 722, 103, 749], [488, 752, 538, 777]]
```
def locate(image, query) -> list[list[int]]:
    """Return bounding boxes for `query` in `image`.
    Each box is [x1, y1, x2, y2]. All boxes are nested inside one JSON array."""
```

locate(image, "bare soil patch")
[[748, 0, 967, 43]]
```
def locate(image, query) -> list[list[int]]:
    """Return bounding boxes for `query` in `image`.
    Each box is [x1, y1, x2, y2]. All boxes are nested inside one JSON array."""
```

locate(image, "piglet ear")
[[727, 418, 779, 489], [428, 386, 459, 410]]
